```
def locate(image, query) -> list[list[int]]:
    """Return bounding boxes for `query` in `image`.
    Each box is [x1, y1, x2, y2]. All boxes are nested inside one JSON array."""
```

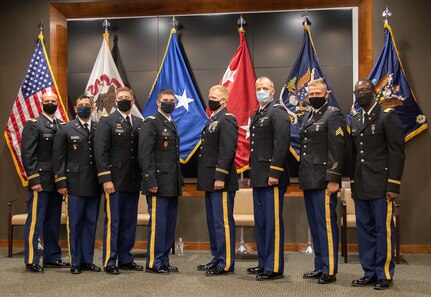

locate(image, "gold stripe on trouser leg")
[[384, 202, 393, 280], [104, 193, 112, 268], [325, 192, 335, 276], [273, 187, 280, 273], [222, 192, 231, 271], [65, 194, 72, 264], [149, 196, 157, 268], [28, 191, 39, 264]]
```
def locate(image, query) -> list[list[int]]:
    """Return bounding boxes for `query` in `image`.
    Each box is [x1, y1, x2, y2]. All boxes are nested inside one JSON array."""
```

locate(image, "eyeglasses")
[[353, 89, 374, 95]]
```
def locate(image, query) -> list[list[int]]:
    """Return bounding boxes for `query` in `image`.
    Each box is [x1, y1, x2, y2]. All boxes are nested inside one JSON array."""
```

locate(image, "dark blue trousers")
[[103, 191, 139, 267], [205, 191, 236, 271], [66, 195, 100, 267], [146, 196, 178, 269], [355, 198, 395, 280], [253, 186, 286, 273], [303, 189, 339, 276], [24, 190, 63, 265]]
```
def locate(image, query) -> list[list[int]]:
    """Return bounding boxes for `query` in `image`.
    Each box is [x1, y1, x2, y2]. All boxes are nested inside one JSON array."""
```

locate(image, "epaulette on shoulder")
[[384, 107, 394, 113], [29, 118, 37, 122], [273, 103, 280, 108], [328, 106, 339, 111], [60, 122, 66, 125], [101, 113, 109, 117], [144, 116, 156, 122], [225, 113, 236, 118]]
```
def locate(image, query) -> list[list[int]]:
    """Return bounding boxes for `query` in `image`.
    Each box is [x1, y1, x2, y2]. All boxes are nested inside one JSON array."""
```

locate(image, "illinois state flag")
[[280, 24, 340, 160], [4, 34, 68, 186], [350, 23, 427, 140], [220, 28, 259, 173], [142, 28, 208, 163], [86, 32, 143, 120]]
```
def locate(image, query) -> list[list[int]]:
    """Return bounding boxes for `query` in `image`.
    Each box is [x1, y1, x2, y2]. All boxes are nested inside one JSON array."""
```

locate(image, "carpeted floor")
[[1, 249, 430, 297]]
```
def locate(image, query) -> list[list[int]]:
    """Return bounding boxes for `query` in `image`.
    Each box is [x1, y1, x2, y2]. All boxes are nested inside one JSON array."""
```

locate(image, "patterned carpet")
[[1, 249, 430, 297]]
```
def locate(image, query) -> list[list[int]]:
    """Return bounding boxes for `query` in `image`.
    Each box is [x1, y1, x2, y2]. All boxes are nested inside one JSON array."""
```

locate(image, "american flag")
[[4, 34, 68, 186]]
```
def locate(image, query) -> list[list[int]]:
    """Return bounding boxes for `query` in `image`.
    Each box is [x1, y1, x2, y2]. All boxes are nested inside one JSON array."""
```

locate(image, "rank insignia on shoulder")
[[29, 118, 37, 122], [147, 116, 156, 120], [335, 127, 344, 136], [384, 108, 394, 113], [225, 113, 236, 118], [328, 106, 339, 111], [101, 113, 109, 117]]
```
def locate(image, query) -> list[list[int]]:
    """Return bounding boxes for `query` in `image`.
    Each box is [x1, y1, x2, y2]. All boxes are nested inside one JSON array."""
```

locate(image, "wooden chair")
[[340, 187, 400, 264], [233, 182, 255, 254], [8, 198, 67, 258]]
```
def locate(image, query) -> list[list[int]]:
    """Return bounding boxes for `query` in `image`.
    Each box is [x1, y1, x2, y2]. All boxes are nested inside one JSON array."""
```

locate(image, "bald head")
[[354, 79, 374, 92], [41, 91, 58, 104], [255, 76, 275, 106]]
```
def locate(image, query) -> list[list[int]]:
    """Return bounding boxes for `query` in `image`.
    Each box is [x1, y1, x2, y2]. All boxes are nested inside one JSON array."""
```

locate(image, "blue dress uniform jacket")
[[350, 104, 405, 200], [21, 114, 64, 265], [139, 111, 184, 197], [249, 100, 291, 187], [299, 104, 348, 190], [53, 118, 101, 196], [94, 110, 143, 192], [197, 107, 239, 192], [21, 114, 64, 192]]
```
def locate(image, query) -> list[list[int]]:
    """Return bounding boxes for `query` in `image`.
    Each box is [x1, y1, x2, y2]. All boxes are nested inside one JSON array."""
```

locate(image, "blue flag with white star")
[[280, 25, 340, 160], [142, 28, 208, 163], [349, 23, 427, 141]]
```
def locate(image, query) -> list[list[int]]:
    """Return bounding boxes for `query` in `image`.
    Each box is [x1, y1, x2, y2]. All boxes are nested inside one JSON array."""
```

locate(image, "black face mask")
[[43, 103, 57, 115], [77, 106, 92, 118], [160, 101, 175, 114], [309, 96, 326, 109], [208, 99, 222, 111], [117, 99, 132, 112], [355, 93, 374, 108]]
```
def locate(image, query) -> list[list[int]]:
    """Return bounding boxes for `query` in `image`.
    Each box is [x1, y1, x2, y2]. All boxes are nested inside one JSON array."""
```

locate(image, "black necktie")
[[126, 115, 132, 127], [83, 122, 89, 133]]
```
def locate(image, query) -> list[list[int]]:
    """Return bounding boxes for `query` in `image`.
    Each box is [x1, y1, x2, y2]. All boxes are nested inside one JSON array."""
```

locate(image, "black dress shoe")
[[81, 263, 101, 272], [303, 270, 323, 279], [118, 261, 144, 271], [247, 266, 265, 275], [318, 274, 336, 284], [43, 260, 70, 268], [256, 271, 284, 281], [166, 265, 179, 273], [351, 276, 377, 287], [205, 266, 233, 276], [197, 262, 216, 271], [104, 265, 120, 275], [146, 266, 169, 274], [25, 264, 44, 273], [70, 266, 81, 274], [374, 279, 393, 290]]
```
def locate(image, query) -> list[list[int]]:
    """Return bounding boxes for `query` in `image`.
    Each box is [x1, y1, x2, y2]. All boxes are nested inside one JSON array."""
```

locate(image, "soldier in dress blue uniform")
[[21, 91, 70, 273], [247, 77, 291, 281], [196, 85, 238, 276], [139, 89, 183, 274], [350, 79, 405, 290], [299, 79, 347, 284], [94, 87, 144, 275], [53, 95, 102, 274]]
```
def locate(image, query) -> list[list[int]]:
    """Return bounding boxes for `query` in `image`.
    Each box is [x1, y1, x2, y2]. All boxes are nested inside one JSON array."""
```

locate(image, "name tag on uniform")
[[115, 129, 124, 133], [162, 131, 171, 137], [43, 133, 53, 138], [70, 136, 80, 140]]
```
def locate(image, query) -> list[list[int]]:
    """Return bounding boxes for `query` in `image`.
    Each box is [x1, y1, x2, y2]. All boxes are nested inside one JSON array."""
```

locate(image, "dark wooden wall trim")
[[49, 0, 373, 108]]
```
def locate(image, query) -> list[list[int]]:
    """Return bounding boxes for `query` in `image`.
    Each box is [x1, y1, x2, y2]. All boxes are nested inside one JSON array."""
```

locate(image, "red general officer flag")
[[220, 28, 259, 173]]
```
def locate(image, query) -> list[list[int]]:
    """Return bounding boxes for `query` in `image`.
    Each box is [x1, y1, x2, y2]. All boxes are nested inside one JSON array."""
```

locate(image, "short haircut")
[[255, 76, 274, 89], [308, 78, 328, 92], [116, 86, 134, 98], [209, 85, 229, 100], [75, 94, 93, 106], [158, 89, 175, 99]]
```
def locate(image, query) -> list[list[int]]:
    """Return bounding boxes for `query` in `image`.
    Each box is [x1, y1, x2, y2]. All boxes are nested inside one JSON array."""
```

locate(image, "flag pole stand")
[[299, 227, 314, 254]]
